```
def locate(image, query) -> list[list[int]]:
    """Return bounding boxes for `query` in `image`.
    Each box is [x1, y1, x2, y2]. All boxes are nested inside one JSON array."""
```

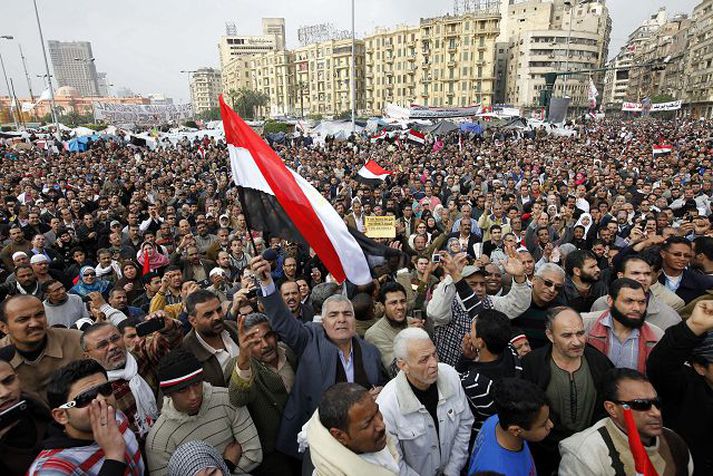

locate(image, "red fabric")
[[219, 95, 348, 283], [142, 250, 150, 276], [623, 406, 659, 476]]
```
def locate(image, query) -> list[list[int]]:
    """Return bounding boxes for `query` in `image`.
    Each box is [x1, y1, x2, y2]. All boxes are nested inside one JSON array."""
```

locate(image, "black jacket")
[[657, 269, 713, 305], [522, 344, 614, 450], [647, 321, 713, 476], [0, 395, 50, 476]]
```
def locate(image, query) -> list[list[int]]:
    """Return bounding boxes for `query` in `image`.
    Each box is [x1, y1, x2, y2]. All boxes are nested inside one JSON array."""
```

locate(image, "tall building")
[[189, 68, 222, 114], [246, 50, 295, 116], [293, 38, 366, 116], [603, 8, 668, 109], [47, 40, 101, 96], [685, 0, 713, 117], [97, 72, 109, 96], [262, 18, 287, 51], [503, 0, 611, 110], [218, 34, 277, 69]]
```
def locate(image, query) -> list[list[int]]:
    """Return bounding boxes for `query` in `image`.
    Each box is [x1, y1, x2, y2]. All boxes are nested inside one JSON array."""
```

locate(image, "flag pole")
[[236, 185, 260, 257]]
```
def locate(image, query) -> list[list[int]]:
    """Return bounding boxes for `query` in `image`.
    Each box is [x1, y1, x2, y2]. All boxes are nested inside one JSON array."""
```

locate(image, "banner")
[[384, 102, 481, 119], [364, 215, 396, 239], [622, 100, 682, 112], [93, 103, 193, 125]]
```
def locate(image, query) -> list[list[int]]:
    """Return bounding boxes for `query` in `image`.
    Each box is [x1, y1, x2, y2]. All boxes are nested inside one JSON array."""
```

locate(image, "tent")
[[459, 123, 485, 135], [67, 135, 99, 152], [415, 120, 459, 135]]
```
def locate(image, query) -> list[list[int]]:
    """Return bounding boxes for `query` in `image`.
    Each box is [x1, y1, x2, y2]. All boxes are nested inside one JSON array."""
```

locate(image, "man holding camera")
[[81, 311, 182, 438]]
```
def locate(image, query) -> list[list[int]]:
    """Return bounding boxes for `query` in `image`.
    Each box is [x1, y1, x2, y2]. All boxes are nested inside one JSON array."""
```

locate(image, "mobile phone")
[[135, 317, 165, 337], [431, 253, 441, 263], [0, 400, 28, 429]]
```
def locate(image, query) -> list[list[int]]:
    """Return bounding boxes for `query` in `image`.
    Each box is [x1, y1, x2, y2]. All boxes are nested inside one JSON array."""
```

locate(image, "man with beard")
[[582, 278, 663, 374], [81, 311, 183, 438], [182, 289, 239, 387], [280, 280, 314, 322], [228, 313, 298, 475], [558, 249, 608, 312], [365, 282, 424, 374], [591, 255, 681, 331]]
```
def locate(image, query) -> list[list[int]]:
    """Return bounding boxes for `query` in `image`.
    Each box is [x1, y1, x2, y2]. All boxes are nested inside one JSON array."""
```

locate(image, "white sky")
[[0, 0, 701, 103]]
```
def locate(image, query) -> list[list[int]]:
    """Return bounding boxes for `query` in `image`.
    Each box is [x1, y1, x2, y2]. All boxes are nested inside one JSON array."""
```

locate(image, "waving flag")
[[623, 406, 659, 476], [407, 128, 425, 144], [370, 130, 387, 143], [652, 143, 672, 158], [356, 160, 392, 186], [220, 95, 372, 285]]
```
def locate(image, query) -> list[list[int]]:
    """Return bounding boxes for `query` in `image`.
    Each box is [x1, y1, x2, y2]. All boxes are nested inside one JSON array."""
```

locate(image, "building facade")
[[218, 34, 277, 69], [293, 39, 366, 116], [47, 40, 102, 97], [503, 0, 611, 111], [189, 68, 222, 114], [262, 18, 287, 51], [685, 0, 713, 117], [247, 50, 295, 116]]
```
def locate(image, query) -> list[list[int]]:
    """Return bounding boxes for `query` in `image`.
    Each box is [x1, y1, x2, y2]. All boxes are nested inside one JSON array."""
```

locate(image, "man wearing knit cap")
[[146, 349, 262, 476], [647, 300, 713, 474]]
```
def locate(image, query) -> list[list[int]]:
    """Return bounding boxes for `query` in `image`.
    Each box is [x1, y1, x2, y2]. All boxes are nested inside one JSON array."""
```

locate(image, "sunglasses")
[[83, 272, 96, 277], [538, 278, 563, 291], [59, 381, 114, 409], [614, 398, 662, 412]]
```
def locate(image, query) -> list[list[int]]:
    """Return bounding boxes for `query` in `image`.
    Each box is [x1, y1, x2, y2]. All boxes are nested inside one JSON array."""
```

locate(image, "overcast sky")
[[0, 0, 700, 103]]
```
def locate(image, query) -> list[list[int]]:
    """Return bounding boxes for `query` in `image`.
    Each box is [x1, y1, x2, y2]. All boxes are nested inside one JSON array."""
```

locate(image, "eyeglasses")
[[59, 381, 114, 409], [538, 277, 563, 291], [614, 398, 662, 412], [90, 333, 122, 351]]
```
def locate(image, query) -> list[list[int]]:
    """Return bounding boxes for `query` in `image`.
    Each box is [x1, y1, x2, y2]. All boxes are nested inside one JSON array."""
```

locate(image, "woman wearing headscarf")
[[116, 260, 143, 303], [136, 242, 169, 274], [69, 265, 112, 298]]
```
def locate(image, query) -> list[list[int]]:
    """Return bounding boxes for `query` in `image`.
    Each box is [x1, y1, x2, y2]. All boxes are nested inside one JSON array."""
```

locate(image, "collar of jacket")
[[393, 363, 455, 415], [185, 321, 238, 363], [589, 310, 659, 345], [10, 327, 68, 368]]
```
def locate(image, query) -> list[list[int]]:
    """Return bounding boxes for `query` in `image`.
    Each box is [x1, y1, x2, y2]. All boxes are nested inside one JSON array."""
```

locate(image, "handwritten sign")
[[364, 215, 396, 238]]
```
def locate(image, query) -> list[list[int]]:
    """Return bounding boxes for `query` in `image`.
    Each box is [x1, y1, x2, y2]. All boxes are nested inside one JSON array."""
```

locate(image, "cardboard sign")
[[364, 215, 396, 238]]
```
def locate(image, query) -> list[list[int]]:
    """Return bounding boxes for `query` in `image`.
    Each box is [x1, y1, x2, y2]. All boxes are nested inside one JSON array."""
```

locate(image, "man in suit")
[[444, 217, 481, 256], [344, 199, 366, 233], [659, 237, 713, 304]]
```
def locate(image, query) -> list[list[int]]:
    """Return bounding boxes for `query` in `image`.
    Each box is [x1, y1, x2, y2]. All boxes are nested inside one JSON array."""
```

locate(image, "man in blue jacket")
[[249, 256, 387, 459]]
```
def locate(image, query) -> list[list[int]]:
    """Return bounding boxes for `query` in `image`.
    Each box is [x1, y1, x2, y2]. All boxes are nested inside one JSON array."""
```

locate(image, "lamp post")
[[562, 1, 574, 99], [180, 70, 197, 117], [0, 35, 20, 129], [350, 0, 356, 131], [32, 0, 60, 135]]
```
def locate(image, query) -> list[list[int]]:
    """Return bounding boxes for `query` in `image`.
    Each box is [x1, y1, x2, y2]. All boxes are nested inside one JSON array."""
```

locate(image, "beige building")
[[189, 68, 222, 114], [293, 39, 366, 116], [218, 34, 277, 69], [363, 12, 501, 115], [262, 18, 286, 51], [247, 50, 296, 116], [685, 0, 713, 117], [222, 56, 253, 94], [503, 0, 611, 110]]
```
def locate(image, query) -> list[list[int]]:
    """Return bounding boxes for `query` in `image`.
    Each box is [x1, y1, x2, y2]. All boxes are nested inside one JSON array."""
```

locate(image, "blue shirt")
[[601, 314, 640, 370], [468, 414, 536, 476]]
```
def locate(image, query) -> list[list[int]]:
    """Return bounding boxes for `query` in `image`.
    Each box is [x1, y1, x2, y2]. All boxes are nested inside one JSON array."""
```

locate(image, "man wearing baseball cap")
[[146, 349, 262, 476]]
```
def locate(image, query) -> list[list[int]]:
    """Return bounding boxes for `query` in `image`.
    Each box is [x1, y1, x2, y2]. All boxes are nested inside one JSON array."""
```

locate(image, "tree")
[[651, 94, 675, 104], [233, 88, 270, 119], [198, 107, 221, 121]]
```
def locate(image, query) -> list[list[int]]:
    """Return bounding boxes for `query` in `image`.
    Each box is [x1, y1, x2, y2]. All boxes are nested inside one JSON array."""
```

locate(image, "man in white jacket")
[[376, 328, 474, 476]]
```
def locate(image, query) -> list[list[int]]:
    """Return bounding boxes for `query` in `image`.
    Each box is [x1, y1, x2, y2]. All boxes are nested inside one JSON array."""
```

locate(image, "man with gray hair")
[[376, 328, 473, 476], [309, 282, 340, 323], [512, 263, 567, 349], [249, 256, 385, 460], [228, 313, 297, 474]]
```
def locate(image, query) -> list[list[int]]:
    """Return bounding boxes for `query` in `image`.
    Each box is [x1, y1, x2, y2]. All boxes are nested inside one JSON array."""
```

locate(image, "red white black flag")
[[356, 160, 392, 186], [652, 144, 672, 157], [220, 95, 372, 285], [406, 128, 425, 144]]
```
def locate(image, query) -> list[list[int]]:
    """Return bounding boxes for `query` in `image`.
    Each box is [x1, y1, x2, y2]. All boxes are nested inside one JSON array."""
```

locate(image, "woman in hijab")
[[69, 265, 111, 298], [136, 242, 170, 274], [116, 261, 143, 304]]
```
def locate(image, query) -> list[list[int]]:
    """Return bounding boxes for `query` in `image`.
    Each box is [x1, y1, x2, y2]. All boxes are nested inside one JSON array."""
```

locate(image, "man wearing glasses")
[[512, 264, 567, 349], [559, 368, 693, 475], [28, 359, 145, 475], [659, 236, 713, 304], [0, 295, 84, 404], [81, 312, 182, 439]]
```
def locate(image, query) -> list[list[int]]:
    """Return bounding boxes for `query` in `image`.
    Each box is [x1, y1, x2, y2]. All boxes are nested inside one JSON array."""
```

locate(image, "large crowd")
[[0, 115, 712, 476]]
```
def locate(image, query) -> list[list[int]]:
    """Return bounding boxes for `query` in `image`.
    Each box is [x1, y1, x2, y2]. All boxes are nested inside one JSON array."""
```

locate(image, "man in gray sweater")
[[42, 279, 90, 328]]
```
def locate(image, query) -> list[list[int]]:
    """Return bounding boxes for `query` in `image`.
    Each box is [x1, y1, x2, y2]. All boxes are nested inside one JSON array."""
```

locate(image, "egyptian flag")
[[623, 406, 659, 475], [370, 130, 386, 143], [652, 143, 672, 158], [220, 95, 373, 285], [407, 128, 425, 144], [356, 160, 392, 186]]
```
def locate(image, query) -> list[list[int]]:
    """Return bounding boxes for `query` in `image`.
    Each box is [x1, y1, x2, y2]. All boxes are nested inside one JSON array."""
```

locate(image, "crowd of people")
[[0, 115, 712, 476]]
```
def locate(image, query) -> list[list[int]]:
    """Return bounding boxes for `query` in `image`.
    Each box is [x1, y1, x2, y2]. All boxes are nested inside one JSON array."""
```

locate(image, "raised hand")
[[687, 300, 713, 336], [89, 399, 126, 462]]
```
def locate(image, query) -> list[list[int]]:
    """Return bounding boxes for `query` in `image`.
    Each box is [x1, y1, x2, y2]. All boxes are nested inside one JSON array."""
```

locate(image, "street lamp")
[[0, 35, 21, 129], [33, 0, 60, 135], [562, 1, 574, 98]]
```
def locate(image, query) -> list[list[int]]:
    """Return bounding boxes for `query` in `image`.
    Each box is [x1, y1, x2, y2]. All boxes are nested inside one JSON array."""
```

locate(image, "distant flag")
[[370, 130, 387, 143], [587, 77, 599, 111], [623, 406, 659, 476], [197, 145, 206, 159], [220, 94, 374, 285], [652, 143, 672, 158], [406, 128, 425, 144], [356, 160, 392, 186]]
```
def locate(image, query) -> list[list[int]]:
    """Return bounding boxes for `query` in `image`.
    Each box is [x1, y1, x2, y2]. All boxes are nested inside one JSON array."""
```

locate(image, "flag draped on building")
[[220, 95, 373, 285], [356, 160, 392, 186]]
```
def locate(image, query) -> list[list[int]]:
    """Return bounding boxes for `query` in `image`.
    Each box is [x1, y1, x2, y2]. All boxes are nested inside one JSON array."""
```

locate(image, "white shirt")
[[195, 329, 240, 369]]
